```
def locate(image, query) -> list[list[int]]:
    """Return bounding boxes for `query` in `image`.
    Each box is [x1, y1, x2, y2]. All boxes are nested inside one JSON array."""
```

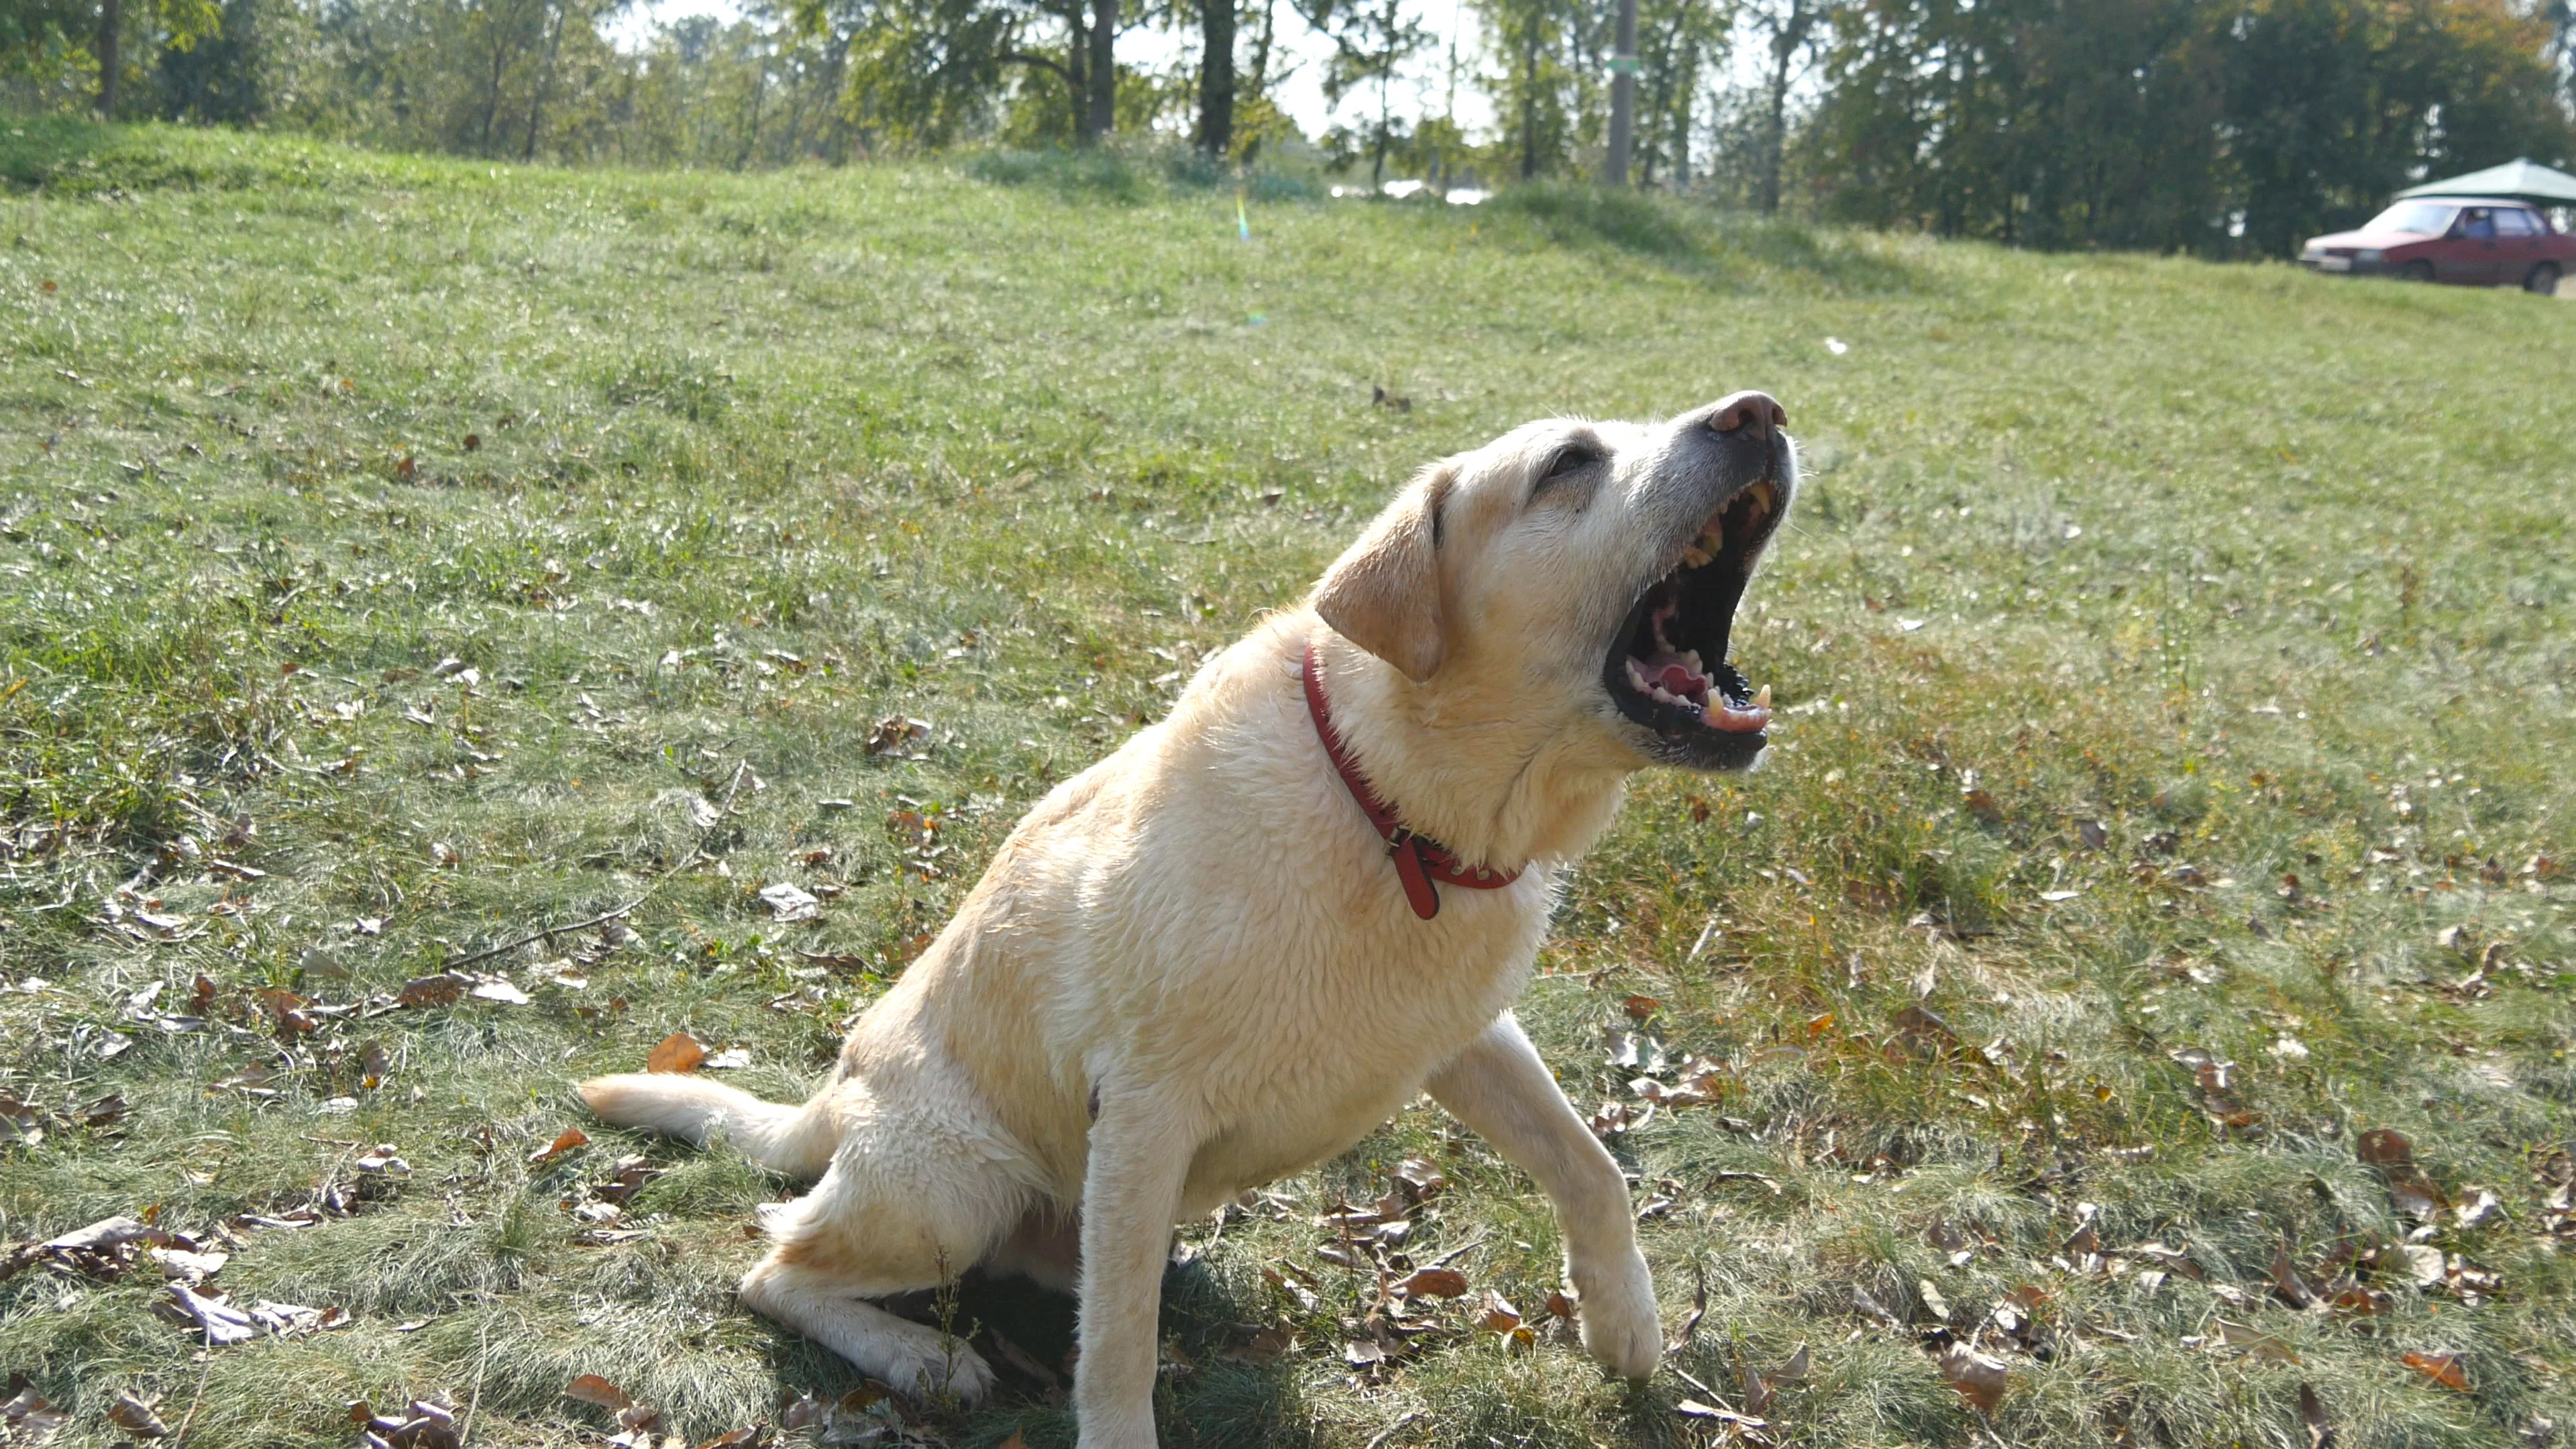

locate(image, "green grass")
[[1, 117, 2573, 1448]]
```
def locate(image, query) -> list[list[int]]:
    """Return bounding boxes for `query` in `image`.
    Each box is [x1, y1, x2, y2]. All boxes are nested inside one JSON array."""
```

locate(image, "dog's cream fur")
[[580, 396, 1794, 1447]]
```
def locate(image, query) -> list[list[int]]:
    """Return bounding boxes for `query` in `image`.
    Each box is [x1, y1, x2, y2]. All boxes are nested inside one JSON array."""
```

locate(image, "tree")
[[1479, 0, 1579, 176], [0, 0, 221, 115], [1194, 0, 1235, 153], [1298, 0, 1433, 183], [1631, 0, 1728, 185], [1739, 0, 1825, 210]]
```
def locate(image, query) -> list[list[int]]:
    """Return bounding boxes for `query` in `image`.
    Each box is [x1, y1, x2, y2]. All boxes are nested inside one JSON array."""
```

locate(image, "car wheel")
[[2403, 261, 2436, 283], [2528, 263, 2561, 297]]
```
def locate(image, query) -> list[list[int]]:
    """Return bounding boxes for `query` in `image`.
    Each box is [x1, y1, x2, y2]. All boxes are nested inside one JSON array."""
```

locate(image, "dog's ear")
[[1312, 463, 1452, 684]]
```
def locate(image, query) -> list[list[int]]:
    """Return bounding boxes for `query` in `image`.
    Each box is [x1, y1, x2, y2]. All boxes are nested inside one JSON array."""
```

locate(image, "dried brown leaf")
[[2299, 1382, 2334, 1448], [2401, 1351, 2469, 1392], [2357, 1128, 2416, 1170], [396, 975, 467, 1010], [646, 1032, 707, 1074], [107, 1391, 170, 1438], [1937, 1344, 2009, 1413], [565, 1374, 633, 1412], [1397, 1267, 1470, 1299]]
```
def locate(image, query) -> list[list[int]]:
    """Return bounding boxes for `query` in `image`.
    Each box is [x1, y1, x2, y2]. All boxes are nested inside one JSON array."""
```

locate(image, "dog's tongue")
[[1642, 656, 1709, 702]]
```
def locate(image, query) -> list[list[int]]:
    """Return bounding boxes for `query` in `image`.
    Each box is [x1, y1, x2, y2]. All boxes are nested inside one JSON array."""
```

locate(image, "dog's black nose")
[[1703, 390, 1786, 442]]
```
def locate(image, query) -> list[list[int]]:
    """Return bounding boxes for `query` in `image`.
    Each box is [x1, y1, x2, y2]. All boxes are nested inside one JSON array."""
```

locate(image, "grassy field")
[[1, 116, 2573, 1449]]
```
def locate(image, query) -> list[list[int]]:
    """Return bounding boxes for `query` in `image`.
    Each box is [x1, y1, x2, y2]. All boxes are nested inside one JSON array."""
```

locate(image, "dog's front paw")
[[896, 1339, 998, 1406], [1570, 1248, 1662, 1383]]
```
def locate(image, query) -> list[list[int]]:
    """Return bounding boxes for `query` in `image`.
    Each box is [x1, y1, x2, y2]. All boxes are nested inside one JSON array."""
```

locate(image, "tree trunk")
[[1246, 0, 1275, 95], [524, 0, 567, 162], [1519, 18, 1540, 179], [1085, 0, 1118, 139], [480, 15, 511, 156], [1605, 0, 1638, 184], [739, 52, 767, 168], [1197, 0, 1235, 155], [1066, 7, 1091, 137], [93, 0, 121, 117], [1759, 0, 1802, 213]]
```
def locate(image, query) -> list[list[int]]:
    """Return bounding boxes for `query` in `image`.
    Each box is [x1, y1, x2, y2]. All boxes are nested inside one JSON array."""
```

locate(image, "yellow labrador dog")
[[581, 391, 1795, 1446]]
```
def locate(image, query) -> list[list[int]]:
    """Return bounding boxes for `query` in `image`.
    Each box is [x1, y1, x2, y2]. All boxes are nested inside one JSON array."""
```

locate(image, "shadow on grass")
[[0, 115, 449, 194], [963, 144, 1318, 205], [1487, 182, 1924, 294]]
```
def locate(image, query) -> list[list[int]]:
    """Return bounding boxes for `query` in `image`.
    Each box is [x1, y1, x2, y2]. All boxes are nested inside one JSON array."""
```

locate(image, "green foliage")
[[1805, 0, 2575, 254]]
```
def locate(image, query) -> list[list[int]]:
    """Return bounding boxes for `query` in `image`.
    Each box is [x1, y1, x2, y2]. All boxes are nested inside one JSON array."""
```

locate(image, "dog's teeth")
[[1678, 650, 1703, 673], [1625, 659, 1650, 688], [1679, 545, 1712, 569], [1755, 684, 1772, 710]]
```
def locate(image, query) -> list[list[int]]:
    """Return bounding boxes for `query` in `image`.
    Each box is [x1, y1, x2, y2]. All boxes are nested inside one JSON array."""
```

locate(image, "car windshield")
[[2363, 201, 2459, 235]]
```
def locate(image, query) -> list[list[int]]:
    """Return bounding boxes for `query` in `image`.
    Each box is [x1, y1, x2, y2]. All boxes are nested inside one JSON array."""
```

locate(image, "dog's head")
[[1312, 392, 1794, 773]]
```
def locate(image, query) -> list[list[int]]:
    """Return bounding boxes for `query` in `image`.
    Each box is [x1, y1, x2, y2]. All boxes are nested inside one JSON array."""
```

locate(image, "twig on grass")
[[460, 1313, 492, 1446], [437, 760, 750, 970], [1421, 1234, 1488, 1269], [1362, 1410, 1421, 1449], [437, 893, 665, 971], [168, 1348, 216, 1444]]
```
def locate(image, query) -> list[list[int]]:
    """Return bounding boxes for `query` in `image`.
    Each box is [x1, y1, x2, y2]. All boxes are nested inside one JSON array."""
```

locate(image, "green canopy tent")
[[2394, 158, 2576, 207]]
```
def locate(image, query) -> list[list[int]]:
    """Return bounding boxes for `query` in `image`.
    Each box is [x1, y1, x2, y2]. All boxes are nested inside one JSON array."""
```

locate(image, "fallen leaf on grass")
[[1397, 1267, 1469, 1299], [1937, 1344, 2009, 1412], [758, 883, 821, 922], [163, 1283, 259, 1344], [704, 1047, 752, 1070], [148, 1246, 229, 1285], [250, 1300, 351, 1336], [396, 975, 468, 1009], [863, 715, 931, 756], [356, 1397, 461, 1448], [2216, 1319, 2300, 1363], [2453, 1187, 2502, 1228], [2401, 1350, 2469, 1392], [1891, 1004, 1957, 1051], [565, 1375, 661, 1432], [1676, 1400, 1766, 1428], [2390, 1175, 2448, 1223], [1476, 1289, 1521, 1333], [0, 1379, 66, 1444], [529, 1126, 588, 1164], [2356, 1128, 2415, 1169], [469, 979, 530, 1006], [646, 1032, 706, 1073], [107, 1391, 169, 1438], [2299, 1382, 2334, 1448]]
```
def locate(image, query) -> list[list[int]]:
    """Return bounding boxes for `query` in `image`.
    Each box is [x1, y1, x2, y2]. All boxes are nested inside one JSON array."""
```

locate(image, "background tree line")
[[3, 0, 2568, 252]]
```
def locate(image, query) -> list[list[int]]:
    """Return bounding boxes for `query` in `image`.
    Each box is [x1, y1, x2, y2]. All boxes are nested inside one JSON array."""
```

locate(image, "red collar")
[[1302, 641, 1522, 920]]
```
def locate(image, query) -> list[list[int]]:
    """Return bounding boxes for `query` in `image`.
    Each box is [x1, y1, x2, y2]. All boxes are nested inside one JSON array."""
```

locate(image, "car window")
[[2365, 201, 2456, 234], [2460, 207, 2497, 238], [2496, 209, 2536, 237]]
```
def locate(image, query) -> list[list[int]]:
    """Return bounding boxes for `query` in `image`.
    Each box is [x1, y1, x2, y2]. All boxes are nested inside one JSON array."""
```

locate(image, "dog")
[[579, 391, 1796, 1447]]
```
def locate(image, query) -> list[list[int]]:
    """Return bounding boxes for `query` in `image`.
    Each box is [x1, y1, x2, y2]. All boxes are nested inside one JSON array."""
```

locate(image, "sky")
[[605, 0, 1501, 144]]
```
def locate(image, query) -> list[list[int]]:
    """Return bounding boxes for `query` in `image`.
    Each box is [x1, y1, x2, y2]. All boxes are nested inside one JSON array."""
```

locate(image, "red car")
[[2300, 197, 2571, 293]]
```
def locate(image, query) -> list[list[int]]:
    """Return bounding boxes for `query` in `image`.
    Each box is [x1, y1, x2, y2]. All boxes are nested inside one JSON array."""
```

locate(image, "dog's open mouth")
[[1603, 480, 1781, 755]]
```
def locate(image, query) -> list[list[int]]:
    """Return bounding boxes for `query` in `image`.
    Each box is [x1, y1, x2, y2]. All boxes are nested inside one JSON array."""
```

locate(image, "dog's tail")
[[576, 1073, 837, 1179]]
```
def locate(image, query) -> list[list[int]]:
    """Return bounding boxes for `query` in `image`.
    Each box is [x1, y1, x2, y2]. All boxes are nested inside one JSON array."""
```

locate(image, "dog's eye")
[[1532, 446, 1599, 497]]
